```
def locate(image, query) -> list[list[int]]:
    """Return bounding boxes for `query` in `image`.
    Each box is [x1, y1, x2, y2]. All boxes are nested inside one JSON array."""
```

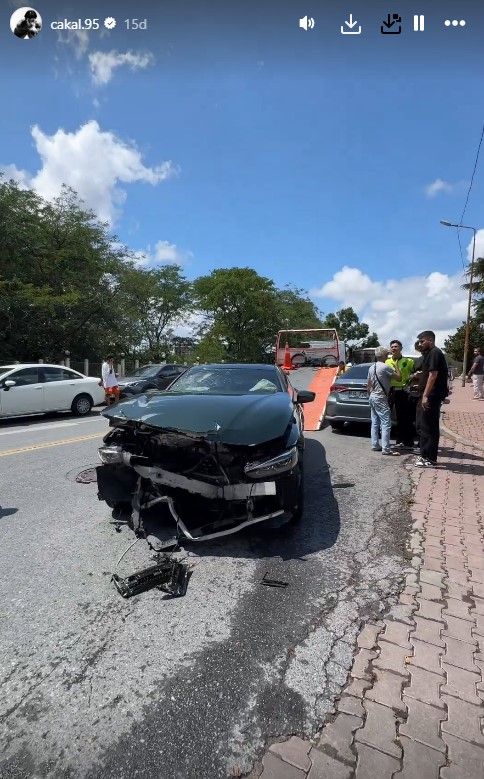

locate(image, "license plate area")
[[348, 390, 367, 399]]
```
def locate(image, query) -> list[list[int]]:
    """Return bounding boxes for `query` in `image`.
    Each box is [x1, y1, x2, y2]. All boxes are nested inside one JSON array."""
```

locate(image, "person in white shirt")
[[102, 355, 119, 404]]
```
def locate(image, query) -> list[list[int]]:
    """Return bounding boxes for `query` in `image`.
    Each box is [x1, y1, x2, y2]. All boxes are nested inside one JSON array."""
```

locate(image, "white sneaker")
[[414, 456, 433, 467]]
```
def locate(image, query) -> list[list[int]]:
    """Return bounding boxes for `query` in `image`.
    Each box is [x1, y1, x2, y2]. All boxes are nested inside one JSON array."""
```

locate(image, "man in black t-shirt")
[[407, 340, 424, 444], [414, 330, 449, 467]]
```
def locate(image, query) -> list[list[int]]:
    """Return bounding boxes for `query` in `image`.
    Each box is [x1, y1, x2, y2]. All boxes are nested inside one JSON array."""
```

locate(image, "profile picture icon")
[[10, 7, 42, 39]]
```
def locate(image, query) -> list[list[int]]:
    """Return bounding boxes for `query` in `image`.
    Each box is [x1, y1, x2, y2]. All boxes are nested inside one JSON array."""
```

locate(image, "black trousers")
[[416, 396, 442, 462], [393, 389, 414, 445], [408, 396, 420, 442]]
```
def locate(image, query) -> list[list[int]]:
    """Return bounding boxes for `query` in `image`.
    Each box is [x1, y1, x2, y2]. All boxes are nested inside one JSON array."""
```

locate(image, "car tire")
[[71, 393, 93, 416], [291, 353, 307, 367], [330, 421, 345, 430]]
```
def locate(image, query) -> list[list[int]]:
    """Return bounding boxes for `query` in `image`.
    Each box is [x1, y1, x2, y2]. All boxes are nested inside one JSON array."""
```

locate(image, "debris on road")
[[112, 554, 190, 598], [261, 572, 289, 588]]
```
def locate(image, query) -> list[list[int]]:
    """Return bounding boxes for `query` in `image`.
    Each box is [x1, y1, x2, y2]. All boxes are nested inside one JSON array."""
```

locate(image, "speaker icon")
[[299, 16, 315, 30]]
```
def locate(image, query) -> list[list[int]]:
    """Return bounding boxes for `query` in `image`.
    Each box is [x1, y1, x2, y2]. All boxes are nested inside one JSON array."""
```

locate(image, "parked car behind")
[[325, 362, 397, 429], [97, 363, 315, 543], [0, 364, 105, 418], [117, 363, 190, 399]]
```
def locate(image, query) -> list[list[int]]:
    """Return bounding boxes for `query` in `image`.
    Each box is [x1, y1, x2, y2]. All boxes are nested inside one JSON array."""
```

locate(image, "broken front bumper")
[[97, 446, 292, 541]]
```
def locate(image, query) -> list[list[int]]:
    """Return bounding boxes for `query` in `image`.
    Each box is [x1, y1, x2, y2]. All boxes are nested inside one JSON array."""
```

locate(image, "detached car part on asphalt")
[[96, 364, 314, 544], [112, 555, 190, 598]]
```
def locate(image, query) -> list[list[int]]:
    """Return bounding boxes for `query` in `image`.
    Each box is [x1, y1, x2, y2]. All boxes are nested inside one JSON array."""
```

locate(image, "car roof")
[[0, 363, 82, 370], [189, 363, 278, 369]]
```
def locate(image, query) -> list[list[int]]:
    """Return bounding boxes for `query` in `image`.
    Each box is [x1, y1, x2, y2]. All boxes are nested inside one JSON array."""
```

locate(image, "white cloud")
[[1, 120, 178, 225], [468, 228, 484, 261], [425, 178, 453, 198], [425, 178, 469, 199], [154, 240, 192, 265], [173, 312, 204, 339], [55, 27, 154, 88], [57, 29, 90, 59], [132, 240, 192, 268], [310, 265, 472, 353], [426, 271, 453, 297], [89, 50, 155, 85], [1, 163, 31, 188]]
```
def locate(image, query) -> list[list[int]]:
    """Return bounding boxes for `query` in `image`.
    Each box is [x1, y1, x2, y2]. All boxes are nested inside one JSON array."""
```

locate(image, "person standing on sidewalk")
[[366, 346, 402, 456], [467, 347, 484, 399], [414, 331, 449, 467], [385, 340, 415, 449], [102, 355, 120, 405], [407, 340, 424, 447]]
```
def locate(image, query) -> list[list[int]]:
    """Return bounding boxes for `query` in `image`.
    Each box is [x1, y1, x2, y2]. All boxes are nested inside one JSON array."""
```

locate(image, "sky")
[[1, 0, 484, 353]]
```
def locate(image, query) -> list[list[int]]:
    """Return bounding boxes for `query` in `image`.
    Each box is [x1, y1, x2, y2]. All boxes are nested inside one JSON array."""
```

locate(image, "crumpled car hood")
[[102, 391, 295, 446]]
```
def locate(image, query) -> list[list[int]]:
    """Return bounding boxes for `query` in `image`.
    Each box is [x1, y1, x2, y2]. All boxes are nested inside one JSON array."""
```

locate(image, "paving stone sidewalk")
[[248, 381, 484, 779]]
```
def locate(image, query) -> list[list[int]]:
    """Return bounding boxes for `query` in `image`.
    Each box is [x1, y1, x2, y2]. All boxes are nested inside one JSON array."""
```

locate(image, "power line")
[[456, 229, 466, 272], [460, 122, 484, 225], [455, 121, 484, 272]]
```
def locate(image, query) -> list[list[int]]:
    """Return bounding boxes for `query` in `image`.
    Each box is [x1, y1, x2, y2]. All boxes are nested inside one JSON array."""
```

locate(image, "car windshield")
[[127, 365, 161, 378], [167, 367, 282, 394], [342, 365, 372, 380], [0, 366, 15, 379]]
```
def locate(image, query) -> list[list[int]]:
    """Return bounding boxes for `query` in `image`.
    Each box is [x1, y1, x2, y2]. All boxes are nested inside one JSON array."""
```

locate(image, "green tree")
[[275, 286, 325, 329], [361, 332, 380, 348], [115, 264, 193, 361], [0, 180, 133, 361], [193, 268, 282, 362], [444, 319, 484, 365], [323, 306, 378, 346]]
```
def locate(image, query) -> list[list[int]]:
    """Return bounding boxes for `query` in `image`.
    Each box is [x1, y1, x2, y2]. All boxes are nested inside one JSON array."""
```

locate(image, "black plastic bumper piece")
[[112, 555, 189, 598]]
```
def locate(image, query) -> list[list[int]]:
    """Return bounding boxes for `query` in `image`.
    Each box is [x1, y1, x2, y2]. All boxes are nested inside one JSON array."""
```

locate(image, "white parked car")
[[0, 364, 105, 419]]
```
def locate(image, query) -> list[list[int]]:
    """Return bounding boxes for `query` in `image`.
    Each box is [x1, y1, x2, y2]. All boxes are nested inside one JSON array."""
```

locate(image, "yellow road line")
[[0, 432, 103, 457]]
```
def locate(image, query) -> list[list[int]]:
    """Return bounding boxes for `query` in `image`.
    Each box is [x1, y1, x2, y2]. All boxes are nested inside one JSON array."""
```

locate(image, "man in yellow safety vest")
[[385, 340, 415, 448]]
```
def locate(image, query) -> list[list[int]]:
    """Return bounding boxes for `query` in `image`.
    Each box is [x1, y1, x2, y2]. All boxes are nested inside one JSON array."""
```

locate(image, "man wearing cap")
[[385, 340, 415, 449]]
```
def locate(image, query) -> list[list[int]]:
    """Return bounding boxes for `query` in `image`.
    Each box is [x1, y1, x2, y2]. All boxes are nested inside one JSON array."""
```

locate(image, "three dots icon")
[[444, 19, 466, 27]]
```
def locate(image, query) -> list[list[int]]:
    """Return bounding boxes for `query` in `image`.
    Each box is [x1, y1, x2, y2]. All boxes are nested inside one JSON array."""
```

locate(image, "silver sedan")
[[324, 363, 398, 430]]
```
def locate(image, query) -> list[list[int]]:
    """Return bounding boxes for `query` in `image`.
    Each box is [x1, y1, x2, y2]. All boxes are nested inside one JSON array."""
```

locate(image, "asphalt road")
[[0, 406, 413, 779]]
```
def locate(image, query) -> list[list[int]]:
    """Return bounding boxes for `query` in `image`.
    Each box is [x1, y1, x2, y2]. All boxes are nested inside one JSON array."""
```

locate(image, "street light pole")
[[440, 221, 477, 386]]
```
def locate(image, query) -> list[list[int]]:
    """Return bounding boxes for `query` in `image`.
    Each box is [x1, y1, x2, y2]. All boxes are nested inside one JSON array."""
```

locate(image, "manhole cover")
[[76, 468, 98, 484], [66, 463, 99, 483]]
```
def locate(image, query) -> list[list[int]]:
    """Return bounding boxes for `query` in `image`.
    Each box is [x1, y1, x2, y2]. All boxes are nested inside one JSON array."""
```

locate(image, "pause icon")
[[414, 14, 424, 31]]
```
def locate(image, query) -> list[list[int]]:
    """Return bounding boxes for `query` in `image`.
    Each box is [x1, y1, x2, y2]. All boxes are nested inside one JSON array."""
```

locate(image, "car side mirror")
[[3, 379, 16, 390], [295, 389, 315, 404]]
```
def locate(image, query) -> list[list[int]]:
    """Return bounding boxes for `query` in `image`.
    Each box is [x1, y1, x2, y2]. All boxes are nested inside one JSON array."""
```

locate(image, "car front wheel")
[[71, 393, 93, 416]]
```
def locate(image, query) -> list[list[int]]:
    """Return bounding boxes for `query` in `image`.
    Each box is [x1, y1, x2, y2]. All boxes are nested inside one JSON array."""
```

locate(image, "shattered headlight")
[[98, 445, 124, 464], [244, 446, 298, 480]]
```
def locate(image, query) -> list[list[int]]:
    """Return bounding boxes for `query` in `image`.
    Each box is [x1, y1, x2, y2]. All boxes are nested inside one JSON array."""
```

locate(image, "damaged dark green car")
[[96, 363, 315, 547]]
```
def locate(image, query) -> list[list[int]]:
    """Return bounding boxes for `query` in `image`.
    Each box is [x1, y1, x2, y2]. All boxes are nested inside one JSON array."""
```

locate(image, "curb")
[[440, 417, 484, 454]]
